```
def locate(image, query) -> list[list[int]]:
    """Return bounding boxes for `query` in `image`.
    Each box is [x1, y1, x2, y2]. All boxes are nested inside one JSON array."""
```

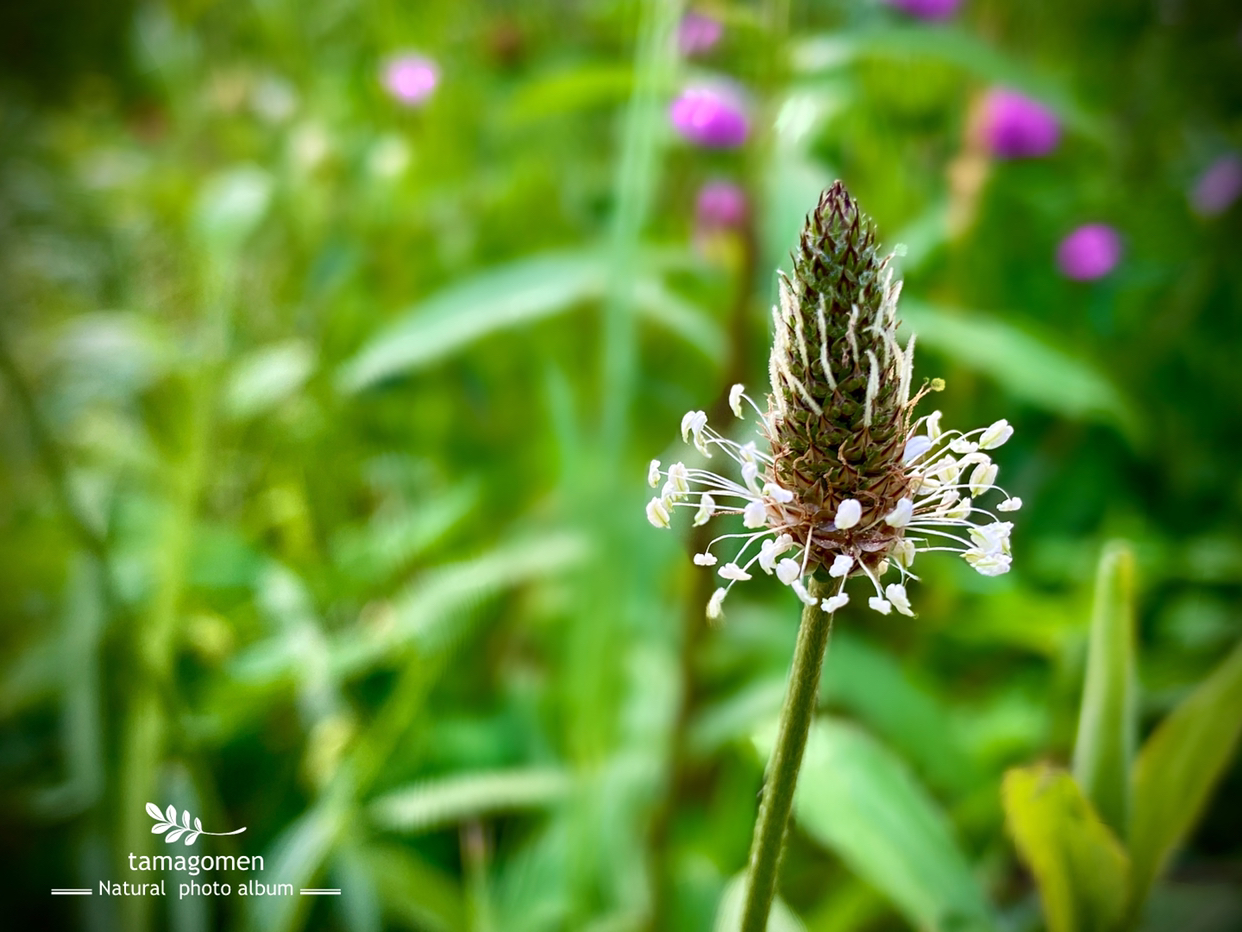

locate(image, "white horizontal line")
[[51, 890, 92, 895], [299, 889, 341, 895]]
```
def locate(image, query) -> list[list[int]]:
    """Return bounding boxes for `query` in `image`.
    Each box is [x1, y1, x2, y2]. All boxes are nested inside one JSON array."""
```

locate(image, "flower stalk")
[[739, 578, 834, 932]]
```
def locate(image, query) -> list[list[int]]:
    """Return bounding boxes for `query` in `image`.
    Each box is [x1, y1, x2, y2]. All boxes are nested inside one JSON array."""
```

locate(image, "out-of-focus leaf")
[[633, 277, 724, 359], [793, 26, 1098, 135], [767, 718, 994, 932], [1001, 765, 1129, 932], [338, 252, 719, 391], [1128, 641, 1242, 914], [225, 340, 315, 419], [901, 300, 1140, 440], [362, 841, 465, 932], [690, 678, 786, 757], [332, 844, 382, 932], [1072, 542, 1137, 839], [193, 165, 272, 255], [370, 768, 571, 834], [339, 252, 605, 391], [332, 531, 589, 675], [823, 633, 977, 796], [330, 483, 478, 587], [504, 63, 635, 126], [250, 798, 348, 932], [713, 872, 804, 932]]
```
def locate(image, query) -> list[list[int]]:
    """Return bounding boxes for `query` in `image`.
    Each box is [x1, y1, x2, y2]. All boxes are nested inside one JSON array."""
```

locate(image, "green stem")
[[739, 579, 834, 932]]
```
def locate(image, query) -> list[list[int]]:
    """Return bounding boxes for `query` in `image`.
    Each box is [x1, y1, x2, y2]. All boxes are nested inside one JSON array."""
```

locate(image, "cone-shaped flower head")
[[646, 182, 1020, 618], [766, 182, 915, 577]]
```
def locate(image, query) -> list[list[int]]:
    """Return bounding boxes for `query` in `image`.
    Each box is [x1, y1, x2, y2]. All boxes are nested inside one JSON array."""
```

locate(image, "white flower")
[[646, 497, 671, 528], [834, 499, 862, 530], [642, 387, 1019, 619], [822, 592, 850, 612]]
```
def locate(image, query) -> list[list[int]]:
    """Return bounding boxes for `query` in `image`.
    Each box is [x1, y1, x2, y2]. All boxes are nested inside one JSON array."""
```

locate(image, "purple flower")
[[382, 54, 439, 106], [980, 89, 1060, 159], [883, 0, 962, 20], [696, 180, 748, 231], [1057, 224, 1122, 281], [679, 13, 724, 56], [1190, 155, 1242, 217], [670, 85, 749, 149]]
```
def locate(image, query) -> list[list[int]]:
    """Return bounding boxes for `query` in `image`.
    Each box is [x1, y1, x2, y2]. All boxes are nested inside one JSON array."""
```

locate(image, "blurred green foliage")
[[1, 1, 1240, 931]]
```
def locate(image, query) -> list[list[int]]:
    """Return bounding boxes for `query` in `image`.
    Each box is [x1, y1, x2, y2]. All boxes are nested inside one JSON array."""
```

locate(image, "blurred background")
[[1, 1, 1240, 930]]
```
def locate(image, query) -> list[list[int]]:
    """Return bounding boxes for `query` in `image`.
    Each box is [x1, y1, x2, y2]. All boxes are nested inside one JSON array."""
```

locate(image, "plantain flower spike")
[[646, 181, 1020, 618]]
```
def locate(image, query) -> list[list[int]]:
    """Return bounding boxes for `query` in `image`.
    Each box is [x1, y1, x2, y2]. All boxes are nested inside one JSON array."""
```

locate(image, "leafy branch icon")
[[145, 803, 247, 846]]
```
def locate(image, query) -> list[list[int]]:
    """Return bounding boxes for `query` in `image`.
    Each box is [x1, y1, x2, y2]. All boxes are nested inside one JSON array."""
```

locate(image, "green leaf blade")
[[1129, 640, 1242, 914], [1072, 541, 1137, 838], [784, 719, 995, 932], [1002, 766, 1129, 932]]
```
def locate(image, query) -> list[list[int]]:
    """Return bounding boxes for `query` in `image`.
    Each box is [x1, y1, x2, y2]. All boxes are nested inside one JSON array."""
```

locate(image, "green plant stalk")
[[740, 579, 834, 932]]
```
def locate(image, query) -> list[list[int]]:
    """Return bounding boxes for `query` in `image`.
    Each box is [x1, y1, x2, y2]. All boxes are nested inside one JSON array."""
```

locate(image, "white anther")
[[884, 498, 914, 528], [694, 493, 716, 527], [868, 597, 892, 615], [885, 584, 914, 617], [707, 587, 727, 619], [743, 500, 768, 528], [949, 438, 978, 454], [763, 482, 794, 504], [776, 558, 802, 585], [647, 459, 661, 488], [718, 562, 752, 582], [646, 497, 671, 529], [979, 419, 1014, 450], [828, 554, 854, 578], [903, 435, 932, 464], [968, 461, 999, 497], [892, 539, 916, 569], [693, 552, 718, 566], [997, 497, 1022, 512], [834, 499, 862, 530], [792, 580, 818, 606], [822, 593, 850, 612], [729, 384, 746, 417]]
